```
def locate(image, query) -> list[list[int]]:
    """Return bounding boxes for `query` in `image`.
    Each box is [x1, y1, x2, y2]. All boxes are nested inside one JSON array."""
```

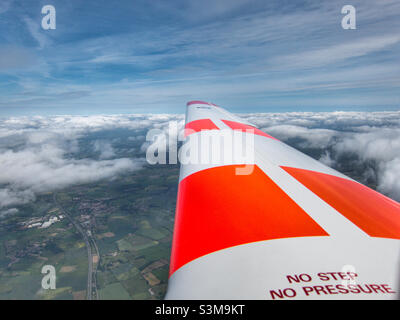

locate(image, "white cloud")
[[23, 16, 50, 49], [0, 188, 35, 208], [379, 158, 400, 197], [0, 114, 186, 209], [275, 35, 400, 68], [0, 146, 138, 192], [319, 151, 335, 167], [242, 111, 400, 201], [93, 140, 116, 159], [262, 124, 337, 148], [0, 207, 19, 220], [0, 142, 140, 208], [0, 0, 13, 14], [0, 111, 399, 212], [332, 126, 400, 199]]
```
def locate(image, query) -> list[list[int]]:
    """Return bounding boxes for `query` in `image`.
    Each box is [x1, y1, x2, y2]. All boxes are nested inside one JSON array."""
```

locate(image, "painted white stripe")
[[255, 147, 368, 239], [166, 236, 400, 300], [181, 108, 366, 237]]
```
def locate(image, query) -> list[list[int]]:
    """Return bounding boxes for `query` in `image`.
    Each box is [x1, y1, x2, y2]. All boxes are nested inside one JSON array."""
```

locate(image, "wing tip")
[[186, 100, 219, 107]]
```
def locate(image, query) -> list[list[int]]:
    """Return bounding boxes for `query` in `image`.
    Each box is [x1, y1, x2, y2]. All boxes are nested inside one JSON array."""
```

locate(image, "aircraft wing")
[[165, 101, 400, 300]]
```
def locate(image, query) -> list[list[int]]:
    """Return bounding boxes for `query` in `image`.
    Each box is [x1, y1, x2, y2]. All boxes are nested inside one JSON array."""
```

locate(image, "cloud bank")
[[242, 111, 400, 201], [0, 113, 183, 211], [0, 111, 398, 216]]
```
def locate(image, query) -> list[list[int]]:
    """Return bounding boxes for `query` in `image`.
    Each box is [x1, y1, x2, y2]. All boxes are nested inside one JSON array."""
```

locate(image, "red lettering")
[[283, 288, 297, 298], [325, 285, 338, 294], [299, 273, 312, 282], [317, 272, 329, 281], [326, 272, 339, 280], [286, 274, 312, 283], [338, 272, 349, 280], [302, 286, 314, 296], [270, 290, 284, 300], [314, 286, 328, 295], [347, 272, 358, 280], [270, 288, 297, 299], [348, 284, 361, 294], [370, 284, 386, 294], [357, 284, 373, 294], [286, 275, 301, 284], [382, 284, 396, 294], [336, 284, 349, 294]]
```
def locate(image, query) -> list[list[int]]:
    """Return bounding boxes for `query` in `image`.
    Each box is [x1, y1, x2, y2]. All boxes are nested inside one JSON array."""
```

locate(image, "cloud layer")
[[242, 111, 400, 200], [0, 111, 398, 217], [0, 113, 183, 211]]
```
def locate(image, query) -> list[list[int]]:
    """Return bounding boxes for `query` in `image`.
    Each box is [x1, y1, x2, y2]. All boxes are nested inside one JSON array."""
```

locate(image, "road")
[[90, 235, 100, 299], [53, 193, 98, 300]]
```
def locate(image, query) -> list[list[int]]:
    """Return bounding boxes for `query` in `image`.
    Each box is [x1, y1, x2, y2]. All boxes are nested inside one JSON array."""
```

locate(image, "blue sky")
[[0, 0, 399, 116]]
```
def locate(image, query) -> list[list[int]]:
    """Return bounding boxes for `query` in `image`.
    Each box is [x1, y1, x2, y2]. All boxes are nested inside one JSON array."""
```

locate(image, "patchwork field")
[[0, 164, 178, 300]]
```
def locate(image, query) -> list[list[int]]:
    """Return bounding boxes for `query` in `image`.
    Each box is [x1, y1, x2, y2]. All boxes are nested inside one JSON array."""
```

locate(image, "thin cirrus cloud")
[[273, 35, 400, 68], [22, 16, 50, 49], [0, 0, 399, 114], [0, 0, 12, 14]]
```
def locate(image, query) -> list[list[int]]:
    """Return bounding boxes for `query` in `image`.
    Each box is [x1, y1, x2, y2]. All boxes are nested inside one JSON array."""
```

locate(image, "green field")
[[0, 164, 178, 299], [98, 282, 131, 300]]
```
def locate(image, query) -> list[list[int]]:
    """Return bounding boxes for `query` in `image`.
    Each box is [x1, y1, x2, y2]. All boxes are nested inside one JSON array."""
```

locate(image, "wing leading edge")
[[166, 101, 400, 300]]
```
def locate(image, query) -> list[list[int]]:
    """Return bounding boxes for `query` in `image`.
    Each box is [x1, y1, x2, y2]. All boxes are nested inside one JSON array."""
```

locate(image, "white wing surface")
[[166, 101, 400, 300]]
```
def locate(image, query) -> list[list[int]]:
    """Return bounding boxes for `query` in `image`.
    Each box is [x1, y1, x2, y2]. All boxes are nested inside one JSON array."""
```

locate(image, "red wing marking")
[[169, 165, 328, 276], [282, 166, 400, 239], [184, 119, 219, 137], [221, 119, 278, 140], [187, 100, 218, 107]]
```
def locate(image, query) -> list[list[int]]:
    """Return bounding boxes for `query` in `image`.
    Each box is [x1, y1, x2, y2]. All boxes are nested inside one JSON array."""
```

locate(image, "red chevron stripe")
[[186, 101, 219, 107], [282, 166, 400, 239], [184, 119, 219, 137], [169, 164, 328, 276], [222, 119, 278, 140]]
